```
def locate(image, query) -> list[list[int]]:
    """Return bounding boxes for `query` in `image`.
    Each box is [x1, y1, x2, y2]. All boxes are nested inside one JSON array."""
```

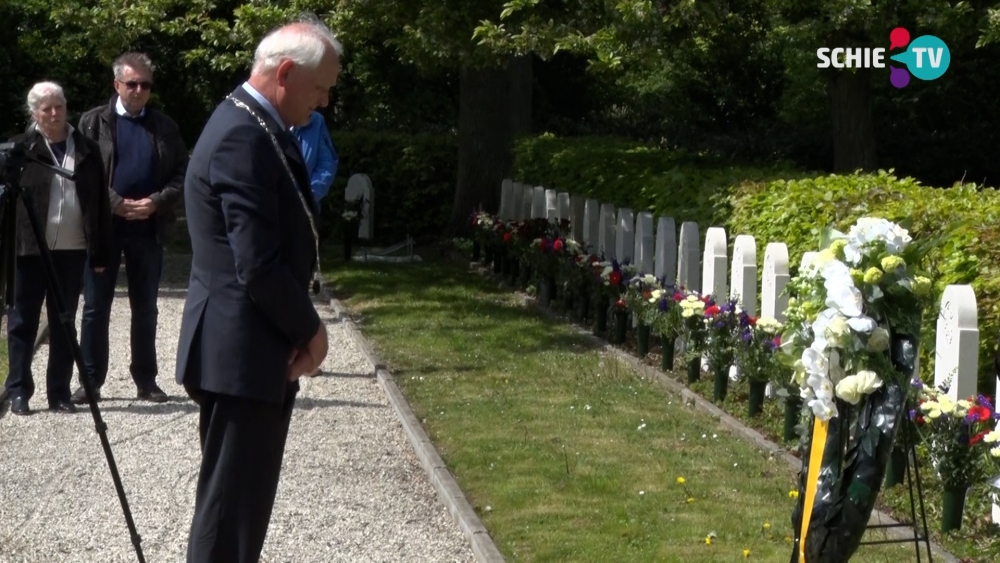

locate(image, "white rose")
[[835, 370, 883, 405], [867, 328, 890, 352]]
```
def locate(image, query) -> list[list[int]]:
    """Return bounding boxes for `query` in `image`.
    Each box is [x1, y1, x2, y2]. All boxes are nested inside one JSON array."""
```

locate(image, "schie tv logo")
[[816, 27, 951, 88]]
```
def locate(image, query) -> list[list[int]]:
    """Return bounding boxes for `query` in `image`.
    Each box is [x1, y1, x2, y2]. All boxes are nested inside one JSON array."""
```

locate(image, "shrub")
[[321, 129, 457, 244]]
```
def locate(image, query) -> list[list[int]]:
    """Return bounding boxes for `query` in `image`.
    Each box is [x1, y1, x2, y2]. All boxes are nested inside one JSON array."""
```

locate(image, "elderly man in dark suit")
[[176, 16, 338, 562]]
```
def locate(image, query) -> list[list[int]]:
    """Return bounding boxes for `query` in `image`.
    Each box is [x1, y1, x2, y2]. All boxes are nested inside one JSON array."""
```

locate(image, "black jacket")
[[77, 96, 188, 243], [8, 126, 113, 267], [175, 86, 320, 405]]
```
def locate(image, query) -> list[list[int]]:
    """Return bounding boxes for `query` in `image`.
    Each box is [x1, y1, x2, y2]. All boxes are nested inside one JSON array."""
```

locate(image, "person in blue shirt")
[[293, 110, 337, 213]]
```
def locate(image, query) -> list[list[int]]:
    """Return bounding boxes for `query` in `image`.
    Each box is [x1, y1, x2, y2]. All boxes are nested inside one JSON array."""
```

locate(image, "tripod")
[[0, 141, 146, 562]]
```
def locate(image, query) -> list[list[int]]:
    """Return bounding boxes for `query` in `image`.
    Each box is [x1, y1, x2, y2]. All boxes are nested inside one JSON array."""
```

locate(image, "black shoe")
[[10, 396, 31, 416], [70, 385, 100, 405], [137, 384, 168, 403], [48, 400, 76, 414]]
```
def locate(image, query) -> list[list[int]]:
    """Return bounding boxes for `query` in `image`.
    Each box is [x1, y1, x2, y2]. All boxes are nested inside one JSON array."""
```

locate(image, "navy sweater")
[[113, 114, 155, 199]]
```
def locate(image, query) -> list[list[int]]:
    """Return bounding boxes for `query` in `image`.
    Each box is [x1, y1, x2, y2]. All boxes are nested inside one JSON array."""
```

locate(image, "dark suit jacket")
[[175, 86, 321, 405], [8, 126, 113, 267]]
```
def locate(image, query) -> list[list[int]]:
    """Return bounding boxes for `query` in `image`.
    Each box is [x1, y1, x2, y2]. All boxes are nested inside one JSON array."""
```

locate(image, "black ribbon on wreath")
[[789, 331, 917, 563]]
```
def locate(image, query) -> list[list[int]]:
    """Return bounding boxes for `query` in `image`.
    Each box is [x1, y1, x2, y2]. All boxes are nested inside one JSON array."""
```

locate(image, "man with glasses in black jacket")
[[73, 51, 188, 404]]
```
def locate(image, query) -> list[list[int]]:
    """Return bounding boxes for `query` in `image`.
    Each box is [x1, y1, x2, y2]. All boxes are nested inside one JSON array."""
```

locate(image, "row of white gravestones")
[[505, 179, 1000, 521], [345, 173, 374, 240]]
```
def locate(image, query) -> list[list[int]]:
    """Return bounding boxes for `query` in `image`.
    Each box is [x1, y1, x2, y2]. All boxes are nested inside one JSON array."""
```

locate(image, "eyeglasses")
[[117, 80, 153, 91]]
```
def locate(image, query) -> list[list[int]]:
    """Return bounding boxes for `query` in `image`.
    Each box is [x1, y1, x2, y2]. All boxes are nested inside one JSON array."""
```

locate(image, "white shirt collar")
[[241, 82, 287, 131], [115, 97, 146, 118]]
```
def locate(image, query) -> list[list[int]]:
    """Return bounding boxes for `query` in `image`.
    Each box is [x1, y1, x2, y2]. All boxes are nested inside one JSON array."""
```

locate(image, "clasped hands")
[[287, 322, 329, 381], [114, 198, 158, 220]]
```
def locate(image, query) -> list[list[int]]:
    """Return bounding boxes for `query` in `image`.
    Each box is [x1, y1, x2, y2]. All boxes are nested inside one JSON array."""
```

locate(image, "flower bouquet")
[[701, 297, 742, 402], [913, 382, 1000, 531], [677, 290, 709, 383], [623, 274, 661, 357], [733, 314, 784, 417], [593, 258, 636, 341], [649, 284, 687, 371], [784, 217, 940, 562]]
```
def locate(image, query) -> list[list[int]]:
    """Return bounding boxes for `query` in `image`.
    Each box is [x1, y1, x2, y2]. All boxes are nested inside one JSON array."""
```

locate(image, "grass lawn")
[[322, 245, 913, 562]]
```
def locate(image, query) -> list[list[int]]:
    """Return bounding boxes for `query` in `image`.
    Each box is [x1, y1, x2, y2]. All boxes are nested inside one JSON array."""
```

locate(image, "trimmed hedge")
[[513, 134, 999, 396], [512, 133, 806, 230], [321, 129, 457, 243]]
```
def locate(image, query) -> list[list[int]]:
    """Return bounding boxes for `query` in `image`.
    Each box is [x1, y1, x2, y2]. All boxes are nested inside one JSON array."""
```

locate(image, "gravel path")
[[0, 255, 475, 563]]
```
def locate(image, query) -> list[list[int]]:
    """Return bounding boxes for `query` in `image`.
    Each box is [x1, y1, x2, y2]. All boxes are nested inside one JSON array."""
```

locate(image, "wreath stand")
[[859, 399, 933, 562]]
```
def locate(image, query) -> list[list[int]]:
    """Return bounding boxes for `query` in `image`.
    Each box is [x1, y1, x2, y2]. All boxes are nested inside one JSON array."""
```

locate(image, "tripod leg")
[[32, 297, 49, 355], [14, 186, 146, 563]]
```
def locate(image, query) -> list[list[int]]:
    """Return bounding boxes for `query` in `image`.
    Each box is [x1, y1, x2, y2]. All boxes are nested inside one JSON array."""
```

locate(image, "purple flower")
[[659, 299, 669, 312], [910, 377, 923, 391], [909, 409, 916, 421], [741, 330, 753, 342], [714, 321, 726, 329]]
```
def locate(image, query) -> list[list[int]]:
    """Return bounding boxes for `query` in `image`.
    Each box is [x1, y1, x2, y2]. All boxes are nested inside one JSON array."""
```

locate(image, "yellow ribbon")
[[799, 417, 830, 562]]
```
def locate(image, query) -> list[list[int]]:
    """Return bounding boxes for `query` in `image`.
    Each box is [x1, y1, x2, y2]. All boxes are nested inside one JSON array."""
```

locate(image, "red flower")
[[773, 335, 781, 347], [749, 316, 758, 326], [539, 239, 548, 250], [969, 405, 992, 422], [609, 271, 622, 286], [553, 239, 564, 252], [705, 305, 720, 316], [642, 290, 651, 300], [972, 431, 989, 445], [503, 232, 512, 243], [615, 298, 626, 308], [673, 292, 684, 302]]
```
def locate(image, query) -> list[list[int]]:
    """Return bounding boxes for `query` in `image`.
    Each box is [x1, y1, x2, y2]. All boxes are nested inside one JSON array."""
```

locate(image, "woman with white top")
[[5, 81, 113, 415]]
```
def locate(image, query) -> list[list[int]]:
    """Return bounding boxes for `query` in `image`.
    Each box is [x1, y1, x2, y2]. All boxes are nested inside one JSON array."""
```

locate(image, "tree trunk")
[[829, 68, 877, 173], [446, 56, 533, 236]]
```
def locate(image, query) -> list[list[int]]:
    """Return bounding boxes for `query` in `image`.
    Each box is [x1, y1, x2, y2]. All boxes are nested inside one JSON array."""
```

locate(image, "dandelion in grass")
[[743, 548, 751, 558], [788, 490, 799, 500]]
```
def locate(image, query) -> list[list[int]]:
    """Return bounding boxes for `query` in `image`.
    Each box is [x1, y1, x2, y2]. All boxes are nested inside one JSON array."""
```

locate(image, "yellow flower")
[[762, 522, 771, 530], [789, 490, 799, 499], [863, 267, 883, 285], [687, 497, 695, 504], [881, 255, 905, 271], [830, 239, 847, 259], [991, 447, 1000, 458], [984, 431, 1000, 443], [912, 275, 932, 296], [677, 477, 686, 485], [744, 548, 751, 558], [705, 537, 712, 545], [850, 268, 864, 285]]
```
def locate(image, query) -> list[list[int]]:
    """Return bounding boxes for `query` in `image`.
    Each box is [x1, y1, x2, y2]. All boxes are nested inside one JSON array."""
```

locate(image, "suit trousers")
[[186, 383, 298, 563]]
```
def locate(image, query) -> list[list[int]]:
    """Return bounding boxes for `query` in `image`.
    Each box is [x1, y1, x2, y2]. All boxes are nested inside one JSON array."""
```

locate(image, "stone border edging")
[[512, 289, 960, 563], [327, 296, 506, 563]]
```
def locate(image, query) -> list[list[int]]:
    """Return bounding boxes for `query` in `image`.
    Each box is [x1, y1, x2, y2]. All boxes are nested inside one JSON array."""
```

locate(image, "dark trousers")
[[186, 384, 298, 563], [80, 230, 163, 389], [4, 250, 87, 405]]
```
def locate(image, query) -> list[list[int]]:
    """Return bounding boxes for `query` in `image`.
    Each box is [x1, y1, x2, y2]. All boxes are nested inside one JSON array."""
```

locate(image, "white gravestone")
[[655, 217, 677, 284], [935, 284, 979, 402], [728, 235, 757, 382], [633, 212, 655, 275], [545, 189, 559, 220], [500, 179, 513, 220], [762, 243, 790, 322], [531, 186, 546, 219], [558, 192, 572, 225], [677, 222, 700, 291], [345, 173, 373, 240], [701, 227, 728, 300], [599, 203, 616, 259], [615, 208, 635, 263], [570, 196, 586, 245], [521, 185, 533, 220], [583, 199, 600, 251], [509, 181, 522, 220]]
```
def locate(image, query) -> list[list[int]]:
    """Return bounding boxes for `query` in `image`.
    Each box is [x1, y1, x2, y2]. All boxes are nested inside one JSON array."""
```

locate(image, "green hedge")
[[512, 133, 805, 229], [513, 134, 999, 396], [721, 171, 999, 396], [321, 129, 457, 243]]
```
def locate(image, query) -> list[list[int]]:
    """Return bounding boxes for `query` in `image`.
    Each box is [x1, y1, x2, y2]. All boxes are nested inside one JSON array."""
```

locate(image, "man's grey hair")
[[26, 81, 66, 117], [251, 14, 344, 75], [113, 52, 155, 79]]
